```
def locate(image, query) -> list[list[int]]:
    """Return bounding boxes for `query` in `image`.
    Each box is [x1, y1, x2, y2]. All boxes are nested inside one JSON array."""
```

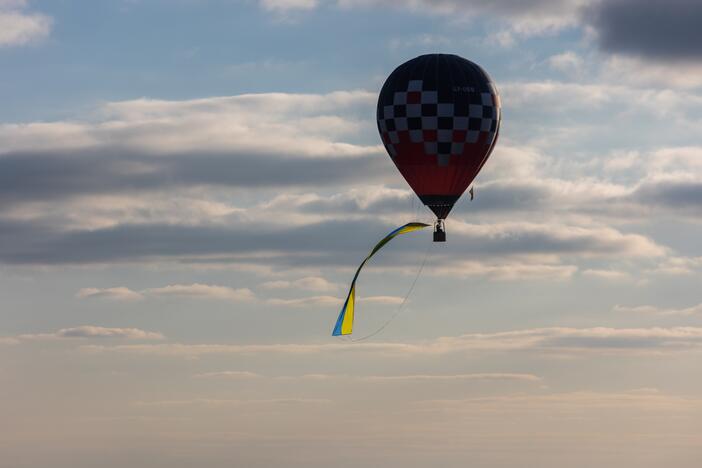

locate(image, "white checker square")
[[389, 131, 400, 144], [424, 142, 437, 154], [420, 91, 437, 104], [422, 116, 438, 130], [469, 104, 483, 118], [466, 130, 479, 143], [409, 130, 423, 142], [437, 154, 451, 166], [378, 120, 387, 132], [481, 93, 492, 105], [383, 105, 394, 119], [451, 142, 464, 155], [480, 118, 492, 132], [393, 92, 407, 105]]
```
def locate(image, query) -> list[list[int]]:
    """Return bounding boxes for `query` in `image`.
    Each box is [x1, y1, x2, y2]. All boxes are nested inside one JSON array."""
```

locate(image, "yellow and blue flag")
[[332, 222, 429, 336]]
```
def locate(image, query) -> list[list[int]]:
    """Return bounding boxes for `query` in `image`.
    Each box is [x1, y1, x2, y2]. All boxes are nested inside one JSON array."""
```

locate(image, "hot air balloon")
[[377, 54, 501, 241], [331, 54, 501, 336]]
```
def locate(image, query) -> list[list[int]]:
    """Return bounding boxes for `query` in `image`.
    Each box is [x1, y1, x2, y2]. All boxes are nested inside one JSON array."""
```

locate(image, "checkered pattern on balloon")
[[378, 80, 500, 167]]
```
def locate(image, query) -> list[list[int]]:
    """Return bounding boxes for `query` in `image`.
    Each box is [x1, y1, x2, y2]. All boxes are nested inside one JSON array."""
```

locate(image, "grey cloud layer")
[[0, 91, 385, 206], [0, 216, 665, 266], [0, 88, 693, 272], [0, 149, 389, 205], [586, 0, 702, 61], [276, 1, 702, 63]]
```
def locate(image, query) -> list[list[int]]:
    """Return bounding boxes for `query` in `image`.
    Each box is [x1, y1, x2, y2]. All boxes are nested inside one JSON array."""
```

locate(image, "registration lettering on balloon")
[[452, 86, 477, 93]]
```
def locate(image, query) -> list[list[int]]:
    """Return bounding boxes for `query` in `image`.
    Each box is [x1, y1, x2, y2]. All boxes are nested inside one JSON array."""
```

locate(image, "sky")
[[2, 1, 702, 467]]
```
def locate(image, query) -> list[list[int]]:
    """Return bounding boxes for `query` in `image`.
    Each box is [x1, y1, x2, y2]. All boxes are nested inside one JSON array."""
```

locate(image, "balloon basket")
[[433, 220, 446, 242]]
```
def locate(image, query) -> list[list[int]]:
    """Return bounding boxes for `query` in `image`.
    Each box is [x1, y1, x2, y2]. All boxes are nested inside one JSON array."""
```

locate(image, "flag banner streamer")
[[332, 222, 429, 336]]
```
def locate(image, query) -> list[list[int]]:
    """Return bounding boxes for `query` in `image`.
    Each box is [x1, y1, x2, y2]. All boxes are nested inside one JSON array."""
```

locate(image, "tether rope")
[[348, 243, 432, 342]]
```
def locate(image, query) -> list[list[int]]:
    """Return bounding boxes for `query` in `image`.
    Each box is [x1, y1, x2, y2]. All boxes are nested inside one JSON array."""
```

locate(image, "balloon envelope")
[[377, 54, 501, 218]]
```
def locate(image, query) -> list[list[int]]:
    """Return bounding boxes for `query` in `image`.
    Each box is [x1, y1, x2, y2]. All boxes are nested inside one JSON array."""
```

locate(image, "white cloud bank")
[[2, 326, 165, 343], [77, 284, 255, 303], [261, 276, 339, 292], [76, 287, 145, 301], [614, 302, 702, 317], [0, 91, 377, 157], [81, 326, 702, 357], [75, 283, 400, 308]]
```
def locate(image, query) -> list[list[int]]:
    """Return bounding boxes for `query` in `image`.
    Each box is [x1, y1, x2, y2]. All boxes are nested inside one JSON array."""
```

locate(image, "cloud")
[[585, 0, 702, 62], [630, 178, 702, 214], [143, 283, 256, 302], [14, 326, 164, 341], [388, 33, 451, 51], [0, 150, 391, 218], [425, 327, 702, 354], [0, 87, 683, 275], [446, 221, 666, 259], [191, 371, 540, 382], [193, 371, 542, 382], [260, 0, 318, 12], [192, 371, 262, 379], [0, 213, 666, 270], [54, 326, 162, 340], [416, 389, 702, 413], [81, 326, 702, 357], [266, 295, 403, 307], [265, 295, 341, 307], [76, 283, 405, 308], [647, 256, 702, 276], [0, 91, 386, 209], [0, 91, 376, 155], [295, 0, 702, 65], [340, 0, 587, 39], [256, 0, 702, 66], [501, 81, 702, 118], [355, 373, 542, 382], [547, 51, 585, 77], [134, 398, 331, 407], [601, 55, 702, 89], [0, 1, 51, 47], [260, 276, 339, 292], [614, 303, 702, 317], [76, 287, 144, 301], [358, 295, 405, 305], [76, 284, 256, 303], [268, 186, 413, 217], [435, 261, 578, 281], [581, 269, 631, 281]]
